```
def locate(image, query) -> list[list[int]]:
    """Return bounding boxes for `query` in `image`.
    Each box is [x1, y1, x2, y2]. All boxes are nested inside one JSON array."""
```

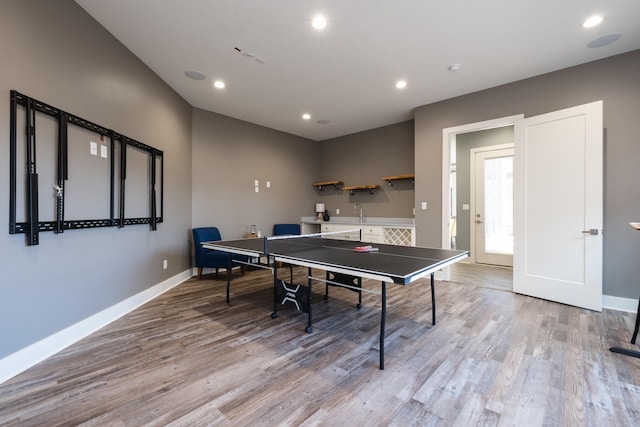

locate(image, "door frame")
[[469, 144, 514, 266], [439, 115, 523, 281]]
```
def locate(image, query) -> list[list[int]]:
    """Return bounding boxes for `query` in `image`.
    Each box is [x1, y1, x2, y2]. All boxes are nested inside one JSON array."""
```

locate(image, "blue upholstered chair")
[[192, 227, 243, 280], [273, 223, 301, 236], [273, 224, 301, 278]]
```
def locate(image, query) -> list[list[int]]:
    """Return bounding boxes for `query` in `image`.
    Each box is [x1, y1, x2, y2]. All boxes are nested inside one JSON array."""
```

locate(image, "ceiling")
[[75, 1, 640, 141]]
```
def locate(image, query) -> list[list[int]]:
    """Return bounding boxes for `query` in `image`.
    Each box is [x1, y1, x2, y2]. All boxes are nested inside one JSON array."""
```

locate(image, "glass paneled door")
[[473, 146, 514, 267]]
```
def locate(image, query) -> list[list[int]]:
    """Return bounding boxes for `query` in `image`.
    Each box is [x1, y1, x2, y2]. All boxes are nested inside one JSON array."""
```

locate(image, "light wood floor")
[[1, 267, 640, 426], [450, 262, 513, 292]]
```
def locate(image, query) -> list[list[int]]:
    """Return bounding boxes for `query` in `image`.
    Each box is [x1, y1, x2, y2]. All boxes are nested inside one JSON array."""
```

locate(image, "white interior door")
[[513, 101, 603, 311], [472, 146, 514, 267]]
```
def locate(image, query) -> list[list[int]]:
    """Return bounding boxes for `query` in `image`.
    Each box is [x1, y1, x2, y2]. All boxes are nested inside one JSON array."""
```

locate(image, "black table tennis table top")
[[203, 236, 468, 285]]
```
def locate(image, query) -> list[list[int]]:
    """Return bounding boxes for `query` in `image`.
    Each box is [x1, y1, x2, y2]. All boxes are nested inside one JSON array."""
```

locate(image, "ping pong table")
[[203, 233, 468, 369]]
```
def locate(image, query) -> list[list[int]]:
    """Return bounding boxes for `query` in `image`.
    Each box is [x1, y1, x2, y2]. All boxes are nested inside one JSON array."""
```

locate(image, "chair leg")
[[198, 267, 203, 280]]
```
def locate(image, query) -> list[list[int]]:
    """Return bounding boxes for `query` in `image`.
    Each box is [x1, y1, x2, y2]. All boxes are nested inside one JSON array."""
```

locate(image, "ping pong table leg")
[[271, 258, 278, 319], [226, 254, 232, 304], [305, 267, 313, 333], [324, 271, 330, 302], [380, 281, 386, 370], [431, 273, 436, 326]]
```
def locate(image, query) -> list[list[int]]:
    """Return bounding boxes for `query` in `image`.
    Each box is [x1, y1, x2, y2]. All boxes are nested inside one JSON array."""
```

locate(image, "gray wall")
[[317, 121, 415, 219], [0, 0, 193, 358], [415, 49, 640, 299], [192, 108, 319, 238], [455, 126, 514, 251]]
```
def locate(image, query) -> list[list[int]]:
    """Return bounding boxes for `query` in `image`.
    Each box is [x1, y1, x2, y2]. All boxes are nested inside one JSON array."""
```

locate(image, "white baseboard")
[[604, 294, 639, 313], [0, 269, 193, 385]]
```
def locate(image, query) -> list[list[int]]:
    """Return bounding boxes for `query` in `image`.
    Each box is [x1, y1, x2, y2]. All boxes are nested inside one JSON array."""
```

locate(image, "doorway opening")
[[439, 114, 523, 283]]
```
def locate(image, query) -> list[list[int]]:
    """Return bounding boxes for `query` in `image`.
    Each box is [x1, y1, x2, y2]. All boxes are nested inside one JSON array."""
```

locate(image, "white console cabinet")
[[314, 223, 414, 246]]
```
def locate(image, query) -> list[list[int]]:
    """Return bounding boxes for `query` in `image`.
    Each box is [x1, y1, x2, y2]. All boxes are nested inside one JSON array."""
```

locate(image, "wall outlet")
[[90, 141, 97, 156], [163, 259, 167, 269], [421, 202, 428, 210]]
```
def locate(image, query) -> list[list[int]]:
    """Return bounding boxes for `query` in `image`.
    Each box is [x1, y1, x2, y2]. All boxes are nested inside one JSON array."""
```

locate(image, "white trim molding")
[[0, 269, 192, 385], [603, 294, 639, 313]]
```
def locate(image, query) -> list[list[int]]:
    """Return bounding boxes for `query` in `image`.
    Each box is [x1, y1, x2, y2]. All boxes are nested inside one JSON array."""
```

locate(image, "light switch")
[[90, 141, 97, 156], [421, 202, 427, 210], [255, 186, 259, 193], [336, 208, 340, 215], [266, 181, 271, 188], [462, 204, 470, 211], [254, 179, 259, 186], [100, 145, 108, 158]]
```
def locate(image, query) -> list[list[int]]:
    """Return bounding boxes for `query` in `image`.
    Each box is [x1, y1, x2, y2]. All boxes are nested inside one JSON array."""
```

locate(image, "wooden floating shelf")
[[382, 173, 415, 186], [312, 180, 343, 190], [342, 185, 381, 195]]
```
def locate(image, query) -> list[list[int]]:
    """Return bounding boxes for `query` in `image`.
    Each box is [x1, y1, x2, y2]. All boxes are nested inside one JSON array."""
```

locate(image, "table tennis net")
[[263, 229, 363, 254], [267, 229, 361, 241]]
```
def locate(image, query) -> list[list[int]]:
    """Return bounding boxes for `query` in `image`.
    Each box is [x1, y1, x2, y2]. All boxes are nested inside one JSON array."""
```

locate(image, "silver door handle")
[[475, 220, 484, 224], [582, 229, 599, 236]]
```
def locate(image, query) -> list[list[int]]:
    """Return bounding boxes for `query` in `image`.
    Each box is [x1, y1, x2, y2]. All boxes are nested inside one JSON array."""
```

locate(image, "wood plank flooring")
[[450, 262, 512, 292], [1, 267, 640, 426]]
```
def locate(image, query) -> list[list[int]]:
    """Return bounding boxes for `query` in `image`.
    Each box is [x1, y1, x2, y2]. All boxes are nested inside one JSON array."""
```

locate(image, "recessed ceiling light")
[[448, 64, 462, 72], [396, 80, 407, 89], [302, 113, 311, 120], [185, 70, 206, 80], [214, 80, 225, 89], [583, 15, 604, 28], [312, 15, 327, 30]]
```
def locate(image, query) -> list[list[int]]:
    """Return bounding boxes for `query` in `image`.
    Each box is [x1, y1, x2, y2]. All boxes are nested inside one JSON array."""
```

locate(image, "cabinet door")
[[362, 226, 383, 243], [322, 224, 360, 240]]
